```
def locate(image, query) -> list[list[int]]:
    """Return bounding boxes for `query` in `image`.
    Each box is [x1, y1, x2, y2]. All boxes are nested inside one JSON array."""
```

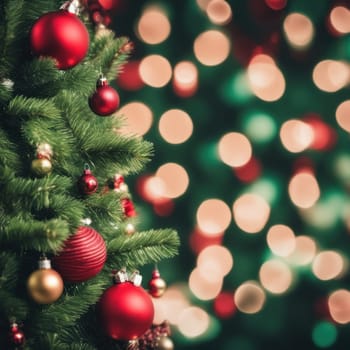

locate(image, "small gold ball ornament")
[[31, 158, 52, 176], [27, 258, 64, 304], [156, 336, 174, 350]]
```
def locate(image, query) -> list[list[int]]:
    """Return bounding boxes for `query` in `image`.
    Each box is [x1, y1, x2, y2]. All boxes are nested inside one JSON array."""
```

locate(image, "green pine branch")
[[107, 228, 180, 268]]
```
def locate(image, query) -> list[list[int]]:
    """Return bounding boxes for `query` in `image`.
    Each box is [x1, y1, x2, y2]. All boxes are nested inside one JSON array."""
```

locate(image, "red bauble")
[[30, 10, 89, 70], [122, 198, 136, 217], [89, 77, 120, 116], [78, 168, 98, 195], [9, 323, 25, 346], [53, 226, 107, 282], [99, 281, 154, 340]]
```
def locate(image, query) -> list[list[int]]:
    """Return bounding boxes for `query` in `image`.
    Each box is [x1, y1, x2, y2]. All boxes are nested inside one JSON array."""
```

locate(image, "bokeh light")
[[189, 267, 223, 300], [288, 172, 320, 209], [206, 0, 232, 25], [329, 6, 350, 35], [312, 321, 338, 348], [280, 119, 314, 153], [139, 54, 172, 87], [118, 102, 153, 136], [158, 109, 193, 144], [286, 235, 317, 266], [197, 245, 234, 277], [283, 13, 314, 49], [247, 54, 286, 101], [266, 224, 296, 257], [214, 291, 236, 319], [155, 163, 189, 198], [196, 199, 232, 236], [259, 259, 293, 294], [173, 61, 198, 97], [328, 289, 350, 324], [136, 5, 171, 44], [312, 251, 345, 281], [177, 306, 210, 337], [232, 193, 270, 233], [312, 60, 350, 92], [218, 132, 252, 167], [194, 30, 230, 66], [335, 100, 350, 133], [234, 281, 266, 314], [265, 0, 287, 11]]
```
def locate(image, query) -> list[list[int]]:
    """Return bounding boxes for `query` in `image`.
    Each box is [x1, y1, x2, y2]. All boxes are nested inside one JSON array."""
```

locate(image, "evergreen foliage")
[[0, 0, 179, 348]]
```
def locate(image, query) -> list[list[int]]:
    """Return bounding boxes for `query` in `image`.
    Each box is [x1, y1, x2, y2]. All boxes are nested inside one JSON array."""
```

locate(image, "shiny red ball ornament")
[[9, 323, 25, 346], [122, 198, 136, 217], [29, 10, 89, 70], [53, 226, 107, 282], [78, 167, 98, 195], [99, 275, 154, 340], [89, 76, 120, 116]]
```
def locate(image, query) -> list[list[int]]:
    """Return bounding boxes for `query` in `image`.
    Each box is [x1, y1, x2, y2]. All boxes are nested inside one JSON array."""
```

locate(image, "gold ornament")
[[156, 336, 174, 350], [27, 258, 64, 304], [31, 158, 52, 176], [148, 269, 167, 298]]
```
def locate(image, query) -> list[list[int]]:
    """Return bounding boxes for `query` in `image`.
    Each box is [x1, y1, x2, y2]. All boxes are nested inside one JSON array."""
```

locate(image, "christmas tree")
[[0, 0, 179, 349]]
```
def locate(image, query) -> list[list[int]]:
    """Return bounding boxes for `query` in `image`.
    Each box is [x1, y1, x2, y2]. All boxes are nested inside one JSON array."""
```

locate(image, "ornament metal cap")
[[130, 270, 142, 286], [38, 257, 51, 269], [114, 268, 128, 283], [61, 0, 81, 14]]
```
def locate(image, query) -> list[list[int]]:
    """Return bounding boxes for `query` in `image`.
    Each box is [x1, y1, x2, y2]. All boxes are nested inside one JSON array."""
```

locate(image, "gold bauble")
[[31, 158, 52, 176], [27, 268, 64, 304], [156, 336, 174, 350]]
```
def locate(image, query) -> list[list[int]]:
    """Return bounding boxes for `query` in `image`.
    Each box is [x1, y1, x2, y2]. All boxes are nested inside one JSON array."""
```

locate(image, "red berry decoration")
[[53, 226, 107, 283], [78, 165, 98, 195], [98, 270, 154, 340], [29, 5, 89, 70], [9, 322, 25, 347], [89, 76, 120, 116], [122, 197, 136, 217]]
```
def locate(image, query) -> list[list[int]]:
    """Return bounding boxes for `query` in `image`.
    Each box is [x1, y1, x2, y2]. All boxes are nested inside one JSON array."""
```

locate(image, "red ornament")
[[148, 269, 167, 298], [9, 323, 25, 346], [29, 10, 89, 70], [78, 166, 98, 195], [122, 198, 136, 217], [89, 76, 120, 116], [53, 226, 107, 282], [98, 274, 154, 340]]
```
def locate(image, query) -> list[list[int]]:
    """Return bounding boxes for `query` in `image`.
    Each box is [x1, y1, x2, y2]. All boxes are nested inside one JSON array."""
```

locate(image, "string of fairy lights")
[[114, 0, 350, 348]]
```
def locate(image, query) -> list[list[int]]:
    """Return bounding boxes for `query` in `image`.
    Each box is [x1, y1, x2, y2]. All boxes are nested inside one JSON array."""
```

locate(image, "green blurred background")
[[106, 0, 350, 348]]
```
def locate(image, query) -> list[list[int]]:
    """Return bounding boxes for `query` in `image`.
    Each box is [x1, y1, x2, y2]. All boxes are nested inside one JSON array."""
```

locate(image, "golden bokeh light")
[[247, 55, 286, 101], [312, 251, 345, 281], [288, 172, 320, 209], [189, 267, 223, 300], [328, 289, 350, 324], [137, 6, 171, 44], [234, 281, 266, 314], [142, 175, 166, 202], [118, 102, 153, 136], [312, 59, 350, 92], [218, 132, 252, 167], [196, 0, 212, 11], [158, 109, 193, 144], [280, 119, 314, 153], [283, 13, 314, 49], [193, 30, 230, 66], [197, 245, 234, 277], [232, 193, 270, 233], [173, 61, 198, 97], [259, 259, 293, 294], [286, 235, 317, 266], [206, 0, 232, 25], [155, 285, 190, 325], [155, 163, 189, 198], [139, 54, 172, 88], [329, 6, 350, 35], [266, 224, 296, 257], [335, 100, 350, 133], [196, 199, 232, 235], [177, 306, 210, 337]]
